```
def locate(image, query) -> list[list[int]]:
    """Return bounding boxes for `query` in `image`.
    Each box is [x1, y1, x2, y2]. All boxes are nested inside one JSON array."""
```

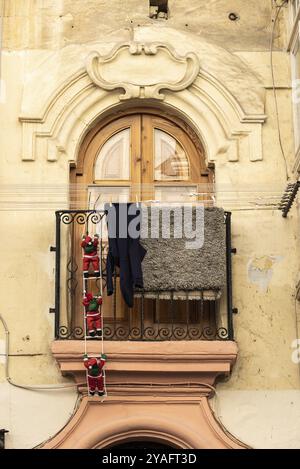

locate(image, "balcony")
[[49, 206, 238, 446], [51, 208, 235, 342]]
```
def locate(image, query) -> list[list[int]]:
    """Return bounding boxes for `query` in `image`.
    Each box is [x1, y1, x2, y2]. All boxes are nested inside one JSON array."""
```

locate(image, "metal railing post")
[[225, 211, 234, 340], [54, 211, 61, 339]]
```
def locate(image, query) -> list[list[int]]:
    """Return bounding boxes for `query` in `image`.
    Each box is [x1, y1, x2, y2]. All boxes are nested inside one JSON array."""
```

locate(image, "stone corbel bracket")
[[86, 42, 200, 100]]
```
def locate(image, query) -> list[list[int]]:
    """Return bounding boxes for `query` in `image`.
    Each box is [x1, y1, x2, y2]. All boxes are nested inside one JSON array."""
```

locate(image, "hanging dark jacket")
[[105, 203, 147, 307]]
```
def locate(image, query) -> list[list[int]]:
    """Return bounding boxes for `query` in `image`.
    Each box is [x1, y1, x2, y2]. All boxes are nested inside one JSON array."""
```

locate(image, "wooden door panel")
[[73, 112, 214, 333]]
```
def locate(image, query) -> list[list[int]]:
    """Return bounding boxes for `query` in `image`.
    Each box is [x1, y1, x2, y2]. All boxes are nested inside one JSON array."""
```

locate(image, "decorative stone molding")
[[51, 340, 238, 393], [42, 396, 248, 449], [42, 340, 248, 449], [18, 35, 266, 164], [86, 42, 200, 100]]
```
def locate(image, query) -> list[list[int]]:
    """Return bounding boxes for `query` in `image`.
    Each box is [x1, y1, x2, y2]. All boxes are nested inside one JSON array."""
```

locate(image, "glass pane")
[[89, 186, 130, 207], [87, 185, 131, 323], [154, 298, 215, 325], [88, 186, 130, 240], [154, 129, 190, 181], [155, 186, 197, 203], [94, 128, 130, 180]]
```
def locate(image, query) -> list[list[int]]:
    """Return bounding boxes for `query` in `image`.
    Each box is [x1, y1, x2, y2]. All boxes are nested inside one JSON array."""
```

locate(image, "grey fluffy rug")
[[138, 206, 226, 293]]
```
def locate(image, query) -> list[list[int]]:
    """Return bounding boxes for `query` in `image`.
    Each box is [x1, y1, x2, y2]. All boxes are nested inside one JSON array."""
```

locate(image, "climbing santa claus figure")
[[83, 292, 102, 337], [83, 353, 107, 396], [81, 233, 100, 278]]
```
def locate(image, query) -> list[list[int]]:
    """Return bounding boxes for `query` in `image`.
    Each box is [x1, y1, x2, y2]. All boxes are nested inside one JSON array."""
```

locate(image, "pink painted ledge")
[[52, 340, 238, 395], [43, 340, 248, 449]]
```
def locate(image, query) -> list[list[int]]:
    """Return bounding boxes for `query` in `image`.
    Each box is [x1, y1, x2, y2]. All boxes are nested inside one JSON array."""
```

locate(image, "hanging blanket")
[[136, 206, 226, 299]]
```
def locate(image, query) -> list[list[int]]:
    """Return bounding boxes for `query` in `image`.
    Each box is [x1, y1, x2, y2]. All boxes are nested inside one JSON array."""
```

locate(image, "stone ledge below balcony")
[[52, 340, 238, 397]]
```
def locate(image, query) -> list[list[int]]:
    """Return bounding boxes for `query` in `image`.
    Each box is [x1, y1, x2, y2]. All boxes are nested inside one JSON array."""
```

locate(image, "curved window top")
[[154, 129, 190, 181], [94, 128, 130, 181]]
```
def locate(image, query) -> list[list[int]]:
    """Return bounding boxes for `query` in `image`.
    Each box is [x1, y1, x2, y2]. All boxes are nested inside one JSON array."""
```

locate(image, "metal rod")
[[52, 209, 104, 214], [141, 292, 145, 340], [185, 290, 189, 338], [54, 211, 61, 339], [200, 290, 204, 339], [113, 270, 117, 335], [156, 292, 160, 340], [128, 298, 131, 340], [225, 211, 234, 340], [282, 181, 300, 218], [171, 290, 174, 338]]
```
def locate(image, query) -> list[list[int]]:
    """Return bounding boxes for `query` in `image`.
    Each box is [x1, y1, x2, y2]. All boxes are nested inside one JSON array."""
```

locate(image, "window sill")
[[51, 339, 238, 396]]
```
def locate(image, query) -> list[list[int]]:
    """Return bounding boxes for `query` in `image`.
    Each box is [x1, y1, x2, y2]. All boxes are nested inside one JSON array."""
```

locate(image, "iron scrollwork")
[[54, 209, 233, 341]]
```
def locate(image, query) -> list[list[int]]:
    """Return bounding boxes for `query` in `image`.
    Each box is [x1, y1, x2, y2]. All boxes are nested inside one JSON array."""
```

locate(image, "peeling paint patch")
[[247, 256, 283, 292]]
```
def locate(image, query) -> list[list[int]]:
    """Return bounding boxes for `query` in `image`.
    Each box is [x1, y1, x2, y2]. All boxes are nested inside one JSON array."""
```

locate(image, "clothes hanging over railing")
[[139, 206, 226, 297], [105, 203, 146, 307], [52, 209, 235, 341], [105, 204, 226, 304]]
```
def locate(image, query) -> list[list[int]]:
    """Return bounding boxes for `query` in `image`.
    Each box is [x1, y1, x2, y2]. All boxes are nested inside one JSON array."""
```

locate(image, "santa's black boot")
[[96, 329, 102, 338], [89, 390, 95, 396], [98, 390, 105, 397]]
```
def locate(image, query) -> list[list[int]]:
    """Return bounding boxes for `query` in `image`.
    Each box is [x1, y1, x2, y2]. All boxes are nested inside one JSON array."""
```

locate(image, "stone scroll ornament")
[[86, 42, 200, 100]]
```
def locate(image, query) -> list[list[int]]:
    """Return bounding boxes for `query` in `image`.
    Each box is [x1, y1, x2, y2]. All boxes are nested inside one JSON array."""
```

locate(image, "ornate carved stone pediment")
[[86, 42, 200, 100], [18, 34, 266, 163]]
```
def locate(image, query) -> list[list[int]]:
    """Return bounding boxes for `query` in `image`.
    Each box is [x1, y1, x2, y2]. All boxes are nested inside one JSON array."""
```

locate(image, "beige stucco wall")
[[0, 0, 281, 51], [0, 0, 300, 448]]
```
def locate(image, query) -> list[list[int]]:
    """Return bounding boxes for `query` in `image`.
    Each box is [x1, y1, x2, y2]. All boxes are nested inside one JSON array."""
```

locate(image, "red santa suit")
[[83, 354, 106, 396], [81, 234, 100, 277], [83, 292, 102, 337]]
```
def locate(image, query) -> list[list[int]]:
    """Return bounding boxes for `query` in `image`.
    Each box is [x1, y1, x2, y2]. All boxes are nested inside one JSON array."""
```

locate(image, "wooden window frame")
[[70, 107, 214, 327]]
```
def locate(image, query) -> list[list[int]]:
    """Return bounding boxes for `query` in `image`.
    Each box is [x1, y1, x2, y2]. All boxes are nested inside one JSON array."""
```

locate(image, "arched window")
[[72, 110, 215, 338]]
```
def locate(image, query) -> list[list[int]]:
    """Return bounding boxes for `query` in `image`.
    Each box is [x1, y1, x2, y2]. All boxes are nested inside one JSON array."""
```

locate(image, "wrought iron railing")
[[51, 209, 235, 341]]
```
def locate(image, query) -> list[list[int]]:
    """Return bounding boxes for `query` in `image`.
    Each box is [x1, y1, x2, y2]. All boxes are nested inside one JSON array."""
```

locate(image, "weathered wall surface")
[[1, 0, 282, 51], [216, 390, 300, 449], [0, 0, 300, 449]]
